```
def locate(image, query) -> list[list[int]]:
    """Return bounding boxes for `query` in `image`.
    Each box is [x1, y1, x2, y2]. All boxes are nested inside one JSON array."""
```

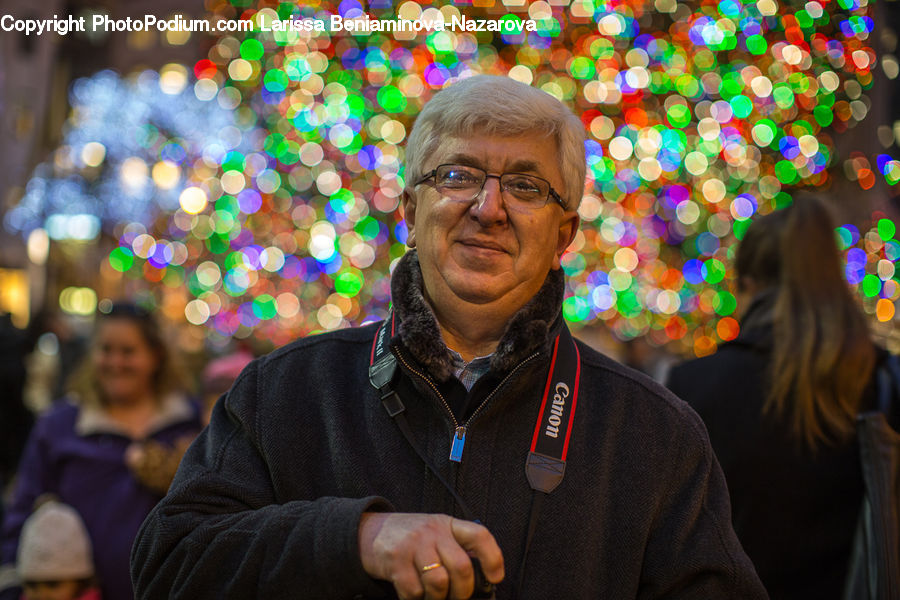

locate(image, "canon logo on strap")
[[544, 383, 570, 439], [527, 328, 580, 495]]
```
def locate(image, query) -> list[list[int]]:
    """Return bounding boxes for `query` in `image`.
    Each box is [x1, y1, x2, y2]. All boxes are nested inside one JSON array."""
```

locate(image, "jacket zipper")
[[395, 348, 540, 463]]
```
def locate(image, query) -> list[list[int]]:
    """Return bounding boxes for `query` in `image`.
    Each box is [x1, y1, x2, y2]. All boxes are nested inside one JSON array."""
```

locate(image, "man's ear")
[[401, 188, 417, 248], [552, 210, 580, 270]]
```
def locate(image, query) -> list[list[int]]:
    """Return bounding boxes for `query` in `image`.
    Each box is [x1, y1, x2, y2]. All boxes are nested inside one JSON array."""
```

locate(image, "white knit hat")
[[16, 501, 95, 581]]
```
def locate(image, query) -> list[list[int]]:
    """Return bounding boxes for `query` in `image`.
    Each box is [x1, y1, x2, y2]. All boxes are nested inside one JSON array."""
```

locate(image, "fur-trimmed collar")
[[389, 250, 564, 381]]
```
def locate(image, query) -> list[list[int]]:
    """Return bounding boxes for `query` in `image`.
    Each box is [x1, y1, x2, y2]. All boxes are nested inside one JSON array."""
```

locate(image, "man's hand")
[[358, 512, 505, 600]]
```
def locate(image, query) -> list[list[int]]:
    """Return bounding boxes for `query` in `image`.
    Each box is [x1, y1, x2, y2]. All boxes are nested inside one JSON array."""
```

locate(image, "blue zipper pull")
[[449, 426, 467, 462]]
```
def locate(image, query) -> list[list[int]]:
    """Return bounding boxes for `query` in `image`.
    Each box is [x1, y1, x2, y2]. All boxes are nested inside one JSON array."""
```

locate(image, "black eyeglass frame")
[[414, 164, 567, 210]]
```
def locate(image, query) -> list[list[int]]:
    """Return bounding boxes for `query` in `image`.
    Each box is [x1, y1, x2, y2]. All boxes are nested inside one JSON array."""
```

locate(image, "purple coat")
[[1, 397, 202, 600]]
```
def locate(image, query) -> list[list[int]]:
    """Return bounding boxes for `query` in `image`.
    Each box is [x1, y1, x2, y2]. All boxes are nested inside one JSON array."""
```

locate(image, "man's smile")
[[456, 236, 508, 254]]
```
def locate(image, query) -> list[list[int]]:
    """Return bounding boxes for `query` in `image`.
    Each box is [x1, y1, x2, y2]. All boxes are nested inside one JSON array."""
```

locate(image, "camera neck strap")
[[519, 324, 580, 595], [369, 310, 479, 520], [368, 309, 581, 591]]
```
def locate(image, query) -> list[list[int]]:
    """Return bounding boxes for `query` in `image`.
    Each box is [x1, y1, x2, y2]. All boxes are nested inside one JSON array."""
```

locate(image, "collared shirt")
[[448, 349, 493, 391]]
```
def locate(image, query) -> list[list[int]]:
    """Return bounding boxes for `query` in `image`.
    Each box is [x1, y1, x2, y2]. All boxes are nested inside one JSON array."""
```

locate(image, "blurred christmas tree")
[[11, 0, 893, 355]]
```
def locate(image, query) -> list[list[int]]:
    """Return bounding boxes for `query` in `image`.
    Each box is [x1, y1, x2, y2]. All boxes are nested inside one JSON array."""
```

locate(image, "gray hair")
[[404, 75, 586, 210]]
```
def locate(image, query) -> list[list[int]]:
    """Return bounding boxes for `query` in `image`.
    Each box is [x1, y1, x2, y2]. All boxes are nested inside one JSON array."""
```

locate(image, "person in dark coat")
[[667, 195, 888, 599], [0, 314, 33, 494], [132, 75, 767, 600]]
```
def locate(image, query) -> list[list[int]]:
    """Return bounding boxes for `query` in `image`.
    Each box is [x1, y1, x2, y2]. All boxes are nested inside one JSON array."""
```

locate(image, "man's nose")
[[470, 176, 507, 224]]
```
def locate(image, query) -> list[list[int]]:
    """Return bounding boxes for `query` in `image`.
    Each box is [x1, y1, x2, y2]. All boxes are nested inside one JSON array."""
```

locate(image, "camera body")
[[470, 557, 496, 599]]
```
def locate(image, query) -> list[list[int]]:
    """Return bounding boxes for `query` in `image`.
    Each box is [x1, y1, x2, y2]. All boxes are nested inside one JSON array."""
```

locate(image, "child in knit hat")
[[16, 500, 100, 600]]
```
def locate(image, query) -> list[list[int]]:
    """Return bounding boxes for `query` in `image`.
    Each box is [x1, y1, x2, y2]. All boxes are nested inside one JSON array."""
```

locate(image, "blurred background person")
[[15, 498, 101, 600], [199, 347, 254, 426], [0, 303, 202, 600], [24, 311, 89, 411], [0, 314, 33, 508], [667, 195, 892, 599]]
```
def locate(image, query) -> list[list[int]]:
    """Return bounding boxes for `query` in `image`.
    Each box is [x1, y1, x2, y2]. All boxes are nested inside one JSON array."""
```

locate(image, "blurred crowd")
[[0, 305, 252, 600]]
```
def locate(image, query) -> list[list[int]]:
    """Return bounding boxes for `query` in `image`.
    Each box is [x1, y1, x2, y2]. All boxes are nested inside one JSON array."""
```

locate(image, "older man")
[[132, 76, 766, 599]]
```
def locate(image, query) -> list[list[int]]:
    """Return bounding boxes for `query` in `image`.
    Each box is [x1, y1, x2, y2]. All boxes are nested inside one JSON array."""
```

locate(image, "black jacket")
[[667, 293, 887, 599], [132, 252, 766, 599]]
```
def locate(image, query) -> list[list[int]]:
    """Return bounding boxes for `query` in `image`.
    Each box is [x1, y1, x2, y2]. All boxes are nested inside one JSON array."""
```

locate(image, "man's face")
[[403, 133, 579, 316]]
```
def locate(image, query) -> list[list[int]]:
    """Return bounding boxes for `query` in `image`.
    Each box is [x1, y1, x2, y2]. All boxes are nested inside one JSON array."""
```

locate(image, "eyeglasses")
[[415, 164, 566, 211]]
